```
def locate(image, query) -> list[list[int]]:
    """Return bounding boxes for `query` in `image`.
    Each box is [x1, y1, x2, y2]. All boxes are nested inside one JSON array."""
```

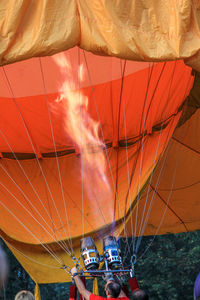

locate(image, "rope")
[[135, 61, 177, 253], [132, 63, 167, 253], [1, 65, 73, 256], [123, 62, 155, 261], [0, 180, 70, 256], [4, 239, 61, 269], [83, 50, 123, 234], [0, 197, 64, 265], [113, 59, 127, 232], [119, 59, 132, 259], [78, 48, 85, 238], [39, 58, 74, 254], [0, 130, 72, 254], [139, 73, 194, 258]]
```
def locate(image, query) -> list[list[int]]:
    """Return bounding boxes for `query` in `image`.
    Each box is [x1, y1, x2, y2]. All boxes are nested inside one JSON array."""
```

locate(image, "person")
[[132, 289, 149, 300], [14, 290, 34, 300], [128, 276, 149, 300], [0, 245, 8, 289], [71, 267, 129, 300], [194, 272, 200, 300]]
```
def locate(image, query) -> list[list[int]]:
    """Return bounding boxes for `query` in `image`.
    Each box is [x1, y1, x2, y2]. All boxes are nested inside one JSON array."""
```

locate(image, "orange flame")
[[53, 53, 112, 205]]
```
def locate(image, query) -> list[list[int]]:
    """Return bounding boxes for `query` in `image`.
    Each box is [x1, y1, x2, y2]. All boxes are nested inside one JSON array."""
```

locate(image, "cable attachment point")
[[131, 254, 137, 266], [130, 254, 137, 278], [71, 256, 82, 271], [61, 265, 71, 274]]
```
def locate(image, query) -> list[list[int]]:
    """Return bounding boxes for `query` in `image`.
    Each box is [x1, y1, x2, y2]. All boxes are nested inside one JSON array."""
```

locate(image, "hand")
[[71, 266, 78, 276]]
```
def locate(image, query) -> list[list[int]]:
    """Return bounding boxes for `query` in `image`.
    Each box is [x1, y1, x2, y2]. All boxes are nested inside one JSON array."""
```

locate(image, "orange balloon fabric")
[[0, 49, 194, 283]]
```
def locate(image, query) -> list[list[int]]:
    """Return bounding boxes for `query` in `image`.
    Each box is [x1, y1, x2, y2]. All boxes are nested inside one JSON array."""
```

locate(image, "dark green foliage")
[[0, 231, 200, 299], [122, 232, 200, 300], [0, 239, 35, 300]]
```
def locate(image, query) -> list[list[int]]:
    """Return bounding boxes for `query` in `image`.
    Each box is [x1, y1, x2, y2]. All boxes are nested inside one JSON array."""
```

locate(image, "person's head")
[[132, 289, 149, 300], [15, 290, 34, 300], [105, 280, 121, 298], [0, 246, 8, 289]]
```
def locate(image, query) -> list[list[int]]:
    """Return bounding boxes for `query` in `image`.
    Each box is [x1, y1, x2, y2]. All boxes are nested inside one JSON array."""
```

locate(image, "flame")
[[52, 53, 112, 212]]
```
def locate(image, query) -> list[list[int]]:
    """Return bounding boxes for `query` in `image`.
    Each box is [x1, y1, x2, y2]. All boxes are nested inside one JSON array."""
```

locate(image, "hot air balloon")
[[0, 1, 200, 298]]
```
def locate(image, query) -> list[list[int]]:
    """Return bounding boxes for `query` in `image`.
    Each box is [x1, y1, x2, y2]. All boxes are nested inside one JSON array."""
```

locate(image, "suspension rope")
[[123, 62, 155, 260], [0, 197, 64, 265], [39, 57, 74, 254], [4, 239, 61, 269], [83, 50, 123, 234], [78, 48, 85, 238], [118, 59, 132, 259], [139, 74, 194, 258], [132, 63, 167, 254], [135, 61, 177, 253], [1, 65, 73, 256], [0, 129, 72, 254], [0, 180, 71, 256], [113, 59, 127, 232]]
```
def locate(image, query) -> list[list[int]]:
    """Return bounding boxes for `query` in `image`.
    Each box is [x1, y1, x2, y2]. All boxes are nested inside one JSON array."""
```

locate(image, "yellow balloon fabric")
[[93, 277, 99, 296], [34, 283, 41, 300], [0, 1, 200, 70]]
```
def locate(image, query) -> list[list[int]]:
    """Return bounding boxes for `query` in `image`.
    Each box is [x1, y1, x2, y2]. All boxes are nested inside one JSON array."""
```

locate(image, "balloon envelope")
[[0, 48, 196, 283]]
